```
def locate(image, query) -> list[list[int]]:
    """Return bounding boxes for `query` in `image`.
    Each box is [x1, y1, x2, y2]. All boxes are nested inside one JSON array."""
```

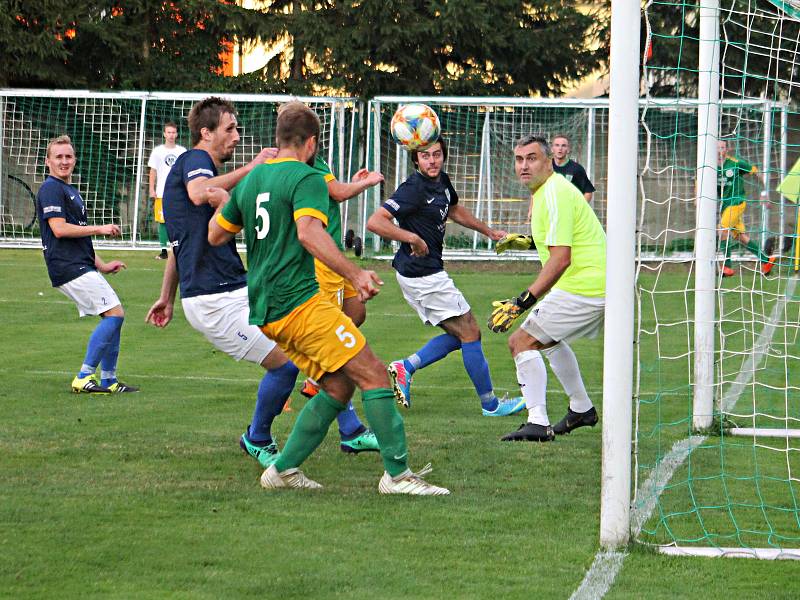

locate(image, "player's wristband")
[[515, 290, 537, 311]]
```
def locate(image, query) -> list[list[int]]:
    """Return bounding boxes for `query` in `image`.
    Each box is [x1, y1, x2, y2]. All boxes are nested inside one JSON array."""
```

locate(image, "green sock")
[[362, 388, 409, 477], [744, 239, 769, 262], [723, 241, 733, 268], [273, 389, 344, 472], [158, 222, 169, 249]]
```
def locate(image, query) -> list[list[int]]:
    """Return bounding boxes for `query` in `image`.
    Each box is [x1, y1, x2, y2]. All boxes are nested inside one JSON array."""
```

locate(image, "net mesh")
[[0, 93, 356, 246], [362, 99, 605, 253], [635, 0, 800, 554]]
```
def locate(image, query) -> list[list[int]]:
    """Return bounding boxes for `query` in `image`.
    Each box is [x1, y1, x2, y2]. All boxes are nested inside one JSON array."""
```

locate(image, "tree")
[[0, 1, 83, 87], [248, 0, 606, 97], [1, 1, 261, 90], [643, 1, 800, 101]]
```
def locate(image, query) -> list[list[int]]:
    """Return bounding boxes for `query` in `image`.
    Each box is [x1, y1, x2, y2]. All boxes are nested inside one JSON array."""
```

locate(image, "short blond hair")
[[46, 135, 74, 158]]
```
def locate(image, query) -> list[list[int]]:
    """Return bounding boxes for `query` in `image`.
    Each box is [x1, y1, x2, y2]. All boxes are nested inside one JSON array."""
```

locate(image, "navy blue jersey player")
[[367, 138, 523, 417], [145, 97, 379, 472], [36, 135, 138, 394]]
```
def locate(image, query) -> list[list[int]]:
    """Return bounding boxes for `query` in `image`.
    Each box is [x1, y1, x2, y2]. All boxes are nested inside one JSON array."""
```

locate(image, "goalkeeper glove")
[[487, 290, 537, 333], [495, 233, 535, 254]]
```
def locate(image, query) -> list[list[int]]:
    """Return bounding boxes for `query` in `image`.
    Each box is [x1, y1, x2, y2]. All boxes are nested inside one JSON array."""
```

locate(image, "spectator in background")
[[148, 121, 186, 259], [551, 134, 595, 202]]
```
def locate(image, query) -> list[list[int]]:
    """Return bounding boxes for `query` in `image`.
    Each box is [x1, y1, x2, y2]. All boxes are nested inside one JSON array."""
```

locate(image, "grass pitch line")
[[719, 275, 796, 414], [572, 276, 796, 599]]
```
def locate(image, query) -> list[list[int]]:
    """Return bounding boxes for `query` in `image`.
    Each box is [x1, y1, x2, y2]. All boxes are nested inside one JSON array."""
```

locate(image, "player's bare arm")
[[149, 168, 157, 198], [95, 254, 126, 274], [447, 204, 507, 241], [328, 169, 384, 202], [145, 251, 179, 328], [48, 218, 121, 239], [367, 207, 429, 257], [296, 215, 382, 302], [528, 245, 571, 298], [186, 148, 273, 207]]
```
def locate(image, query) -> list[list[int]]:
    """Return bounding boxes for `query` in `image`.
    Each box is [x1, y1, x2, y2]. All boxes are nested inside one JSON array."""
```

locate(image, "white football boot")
[[260, 465, 322, 490], [378, 463, 450, 496]]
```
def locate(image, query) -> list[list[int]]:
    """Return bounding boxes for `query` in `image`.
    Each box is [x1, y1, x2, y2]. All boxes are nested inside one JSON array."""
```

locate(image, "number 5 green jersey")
[[216, 157, 330, 325]]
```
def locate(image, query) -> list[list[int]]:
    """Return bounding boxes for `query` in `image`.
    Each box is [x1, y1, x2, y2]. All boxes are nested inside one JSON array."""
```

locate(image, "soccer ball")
[[390, 104, 441, 151]]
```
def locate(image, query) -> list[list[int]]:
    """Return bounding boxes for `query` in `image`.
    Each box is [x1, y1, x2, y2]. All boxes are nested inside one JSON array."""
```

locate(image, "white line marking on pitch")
[[570, 277, 796, 600]]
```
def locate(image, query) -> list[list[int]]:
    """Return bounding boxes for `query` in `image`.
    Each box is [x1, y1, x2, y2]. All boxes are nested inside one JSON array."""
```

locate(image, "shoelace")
[[413, 463, 433, 479]]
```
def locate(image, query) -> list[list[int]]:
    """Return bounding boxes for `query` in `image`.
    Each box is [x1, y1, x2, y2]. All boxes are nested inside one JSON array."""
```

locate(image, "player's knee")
[[103, 305, 124, 318], [508, 329, 535, 356], [453, 312, 480, 343]]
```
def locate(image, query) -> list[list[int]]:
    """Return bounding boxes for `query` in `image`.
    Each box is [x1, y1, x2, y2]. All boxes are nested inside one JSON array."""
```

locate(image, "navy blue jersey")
[[162, 149, 247, 299], [552, 159, 595, 195], [383, 170, 459, 278], [36, 176, 96, 287]]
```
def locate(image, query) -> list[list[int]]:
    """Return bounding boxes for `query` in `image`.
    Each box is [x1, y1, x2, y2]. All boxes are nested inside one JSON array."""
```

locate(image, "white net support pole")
[[780, 105, 788, 252], [341, 105, 357, 235], [0, 96, 5, 220], [362, 100, 375, 249], [761, 105, 772, 232], [586, 106, 595, 181], [473, 112, 491, 251], [599, 0, 639, 549], [692, 0, 721, 431], [131, 98, 148, 247]]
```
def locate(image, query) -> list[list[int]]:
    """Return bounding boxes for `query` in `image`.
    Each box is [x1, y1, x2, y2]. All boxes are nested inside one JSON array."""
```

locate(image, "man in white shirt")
[[148, 121, 186, 259]]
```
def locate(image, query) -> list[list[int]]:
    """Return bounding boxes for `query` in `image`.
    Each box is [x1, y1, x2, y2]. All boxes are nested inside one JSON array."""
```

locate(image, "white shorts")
[[396, 270, 471, 326], [181, 286, 276, 364], [58, 271, 121, 317], [521, 288, 605, 344]]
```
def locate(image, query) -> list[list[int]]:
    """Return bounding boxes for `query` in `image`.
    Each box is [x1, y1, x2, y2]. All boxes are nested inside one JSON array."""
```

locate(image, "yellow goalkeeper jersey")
[[530, 172, 606, 297]]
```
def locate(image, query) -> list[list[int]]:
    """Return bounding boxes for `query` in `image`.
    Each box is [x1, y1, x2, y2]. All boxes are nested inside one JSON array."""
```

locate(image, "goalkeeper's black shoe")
[[500, 422, 555, 442], [552, 406, 599, 435]]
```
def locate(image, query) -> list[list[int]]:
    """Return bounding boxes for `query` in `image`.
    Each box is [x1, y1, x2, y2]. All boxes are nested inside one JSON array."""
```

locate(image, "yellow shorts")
[[719, 203, 746, 235], [261, 292, 366, 382], [153, 197, 165, 224], [315, 259, 345, 308]]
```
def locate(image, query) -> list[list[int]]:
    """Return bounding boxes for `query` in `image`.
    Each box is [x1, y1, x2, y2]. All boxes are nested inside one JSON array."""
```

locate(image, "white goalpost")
[[608, 0, 800, 560]]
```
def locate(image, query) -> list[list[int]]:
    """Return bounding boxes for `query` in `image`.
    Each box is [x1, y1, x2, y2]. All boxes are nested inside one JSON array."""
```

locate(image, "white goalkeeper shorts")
[[181, 286, 276, 364], [396, 270, 471, 326], [520, 288, 605, 344], [58, 271, 121, 317]]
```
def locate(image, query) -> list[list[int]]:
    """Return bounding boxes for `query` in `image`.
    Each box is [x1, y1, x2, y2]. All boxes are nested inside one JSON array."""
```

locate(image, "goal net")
[[634, 0, 800, 558], [0, 91, 358, 248], [361, 97, 608, 256]]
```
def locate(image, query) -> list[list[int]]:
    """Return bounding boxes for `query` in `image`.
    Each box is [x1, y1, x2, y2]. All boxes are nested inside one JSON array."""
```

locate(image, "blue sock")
[[461, 339, 498, 411], [79, 316, 122, 379], [248, 361, 299, 444], [99, 317, 124, 387], [337, 402, 365, 438], [404, 333, 461, 375]]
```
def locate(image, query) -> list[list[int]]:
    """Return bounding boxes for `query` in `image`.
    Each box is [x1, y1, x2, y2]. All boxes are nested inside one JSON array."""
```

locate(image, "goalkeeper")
[[489, 135, 606, 442]]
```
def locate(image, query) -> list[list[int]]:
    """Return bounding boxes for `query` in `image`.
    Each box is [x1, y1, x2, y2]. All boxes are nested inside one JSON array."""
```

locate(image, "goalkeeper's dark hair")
[[411, 137, 448, 167], [276, 101, 320, 150], [188, 97, 237, 146], [515, 134, 551, 157]]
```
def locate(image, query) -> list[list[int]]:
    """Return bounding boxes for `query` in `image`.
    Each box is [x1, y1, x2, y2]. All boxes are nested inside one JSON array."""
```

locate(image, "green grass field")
[[2, 249, 799, 599]]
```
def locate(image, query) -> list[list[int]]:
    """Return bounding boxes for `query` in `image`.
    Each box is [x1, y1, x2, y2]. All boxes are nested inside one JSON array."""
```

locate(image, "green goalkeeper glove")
[[495, 233, 535, 254], [487, 290, 537, 333]]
